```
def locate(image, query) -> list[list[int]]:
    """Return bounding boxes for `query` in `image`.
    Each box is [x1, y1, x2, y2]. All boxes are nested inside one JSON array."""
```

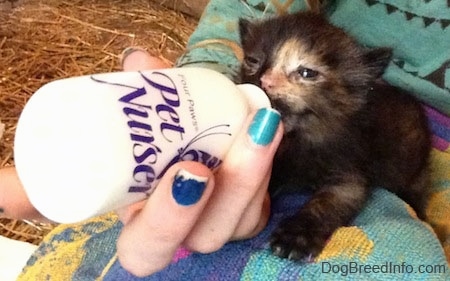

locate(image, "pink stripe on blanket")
[[432, 135, 449, 151], [172, 247, 192, 263]]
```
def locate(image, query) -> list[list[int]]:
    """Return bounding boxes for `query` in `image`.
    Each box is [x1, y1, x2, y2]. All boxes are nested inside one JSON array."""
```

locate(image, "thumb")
[[117, 161, 214, 277]]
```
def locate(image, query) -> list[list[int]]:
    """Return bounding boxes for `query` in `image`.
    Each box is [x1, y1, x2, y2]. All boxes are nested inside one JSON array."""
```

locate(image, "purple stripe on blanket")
[[425, 106, 450, 128], [429, 119, 450, 142], [424, 106, 450, 148]]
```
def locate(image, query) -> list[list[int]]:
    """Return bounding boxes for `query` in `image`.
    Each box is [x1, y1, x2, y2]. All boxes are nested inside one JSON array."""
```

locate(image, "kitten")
[[239, 12, 431, 261]]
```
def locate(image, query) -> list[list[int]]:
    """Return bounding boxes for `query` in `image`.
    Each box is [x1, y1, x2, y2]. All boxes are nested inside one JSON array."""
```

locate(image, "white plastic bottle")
[[14, 68, 270, 223]]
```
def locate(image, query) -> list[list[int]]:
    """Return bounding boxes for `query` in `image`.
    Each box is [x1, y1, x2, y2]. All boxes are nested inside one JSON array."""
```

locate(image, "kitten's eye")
[[242, 55, 263, 76], [244, 56, 260, 67], [297, 67, 319, 79]]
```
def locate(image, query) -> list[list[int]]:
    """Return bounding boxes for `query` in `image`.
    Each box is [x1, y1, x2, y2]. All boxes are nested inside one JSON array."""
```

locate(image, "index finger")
[[183, 108, 283, 252], [120, 47, 170, 71]]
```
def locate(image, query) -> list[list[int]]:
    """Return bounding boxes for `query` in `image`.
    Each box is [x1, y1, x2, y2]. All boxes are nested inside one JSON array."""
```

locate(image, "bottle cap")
[[237, 84, 271, 110]]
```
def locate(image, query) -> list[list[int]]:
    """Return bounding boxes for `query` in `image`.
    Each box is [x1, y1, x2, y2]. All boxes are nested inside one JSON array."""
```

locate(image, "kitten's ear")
[[238, 18, 252, 39], [306, 0, 326, 14], [363, 47, 393, 78]]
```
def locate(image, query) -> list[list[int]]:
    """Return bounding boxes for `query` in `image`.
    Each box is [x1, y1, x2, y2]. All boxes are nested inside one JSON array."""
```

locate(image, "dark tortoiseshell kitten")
[[239, 12, 431, 261]]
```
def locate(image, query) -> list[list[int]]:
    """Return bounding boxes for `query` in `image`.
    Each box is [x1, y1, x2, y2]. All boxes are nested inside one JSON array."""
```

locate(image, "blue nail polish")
[[172, 170, 208, 206], [248, 108, 281, 146]]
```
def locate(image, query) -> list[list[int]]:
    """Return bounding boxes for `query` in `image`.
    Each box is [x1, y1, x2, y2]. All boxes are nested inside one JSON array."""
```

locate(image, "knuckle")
[[118, 253, 159, 277], [184, 236, 227, 254], [233, 219, 260, 240]]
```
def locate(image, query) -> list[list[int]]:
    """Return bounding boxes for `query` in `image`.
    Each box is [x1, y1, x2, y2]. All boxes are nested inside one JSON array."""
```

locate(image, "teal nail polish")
[[248, 108, 281, 146], [172, 170, 208, 206]]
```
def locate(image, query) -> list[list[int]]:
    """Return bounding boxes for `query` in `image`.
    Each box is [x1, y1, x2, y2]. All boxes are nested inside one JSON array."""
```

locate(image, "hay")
[[0, 0, 197, 244]]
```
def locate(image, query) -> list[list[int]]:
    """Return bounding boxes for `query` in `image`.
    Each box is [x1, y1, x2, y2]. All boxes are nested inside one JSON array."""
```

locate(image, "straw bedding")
[[0, 0, 198, 244]]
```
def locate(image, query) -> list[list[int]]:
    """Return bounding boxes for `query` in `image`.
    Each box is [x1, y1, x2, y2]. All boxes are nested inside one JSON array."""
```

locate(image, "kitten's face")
[[239, 13, 391, 135]]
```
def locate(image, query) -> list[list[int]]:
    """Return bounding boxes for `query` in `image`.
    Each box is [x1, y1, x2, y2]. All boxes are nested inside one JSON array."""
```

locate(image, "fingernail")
[[119, 47, 148, 68], [248, 108, 281, 146], [172, 169, 208, 206]]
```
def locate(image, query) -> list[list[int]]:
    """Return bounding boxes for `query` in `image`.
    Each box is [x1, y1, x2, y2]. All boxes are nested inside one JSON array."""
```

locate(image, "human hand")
[[0, 166, 52, 222], [115, 48, 283, 277]]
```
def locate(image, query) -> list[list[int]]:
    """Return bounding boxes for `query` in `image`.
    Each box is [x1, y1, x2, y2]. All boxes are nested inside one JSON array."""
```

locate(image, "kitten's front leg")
[[270, 174, 369, 261]]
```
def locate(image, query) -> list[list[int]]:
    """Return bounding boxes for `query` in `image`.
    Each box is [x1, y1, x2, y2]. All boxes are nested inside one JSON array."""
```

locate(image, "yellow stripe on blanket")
[[19, 213, 118, 280], [21, 237, 85, 280], [427, 148, 450, 263], [316, 226, 374, 262]]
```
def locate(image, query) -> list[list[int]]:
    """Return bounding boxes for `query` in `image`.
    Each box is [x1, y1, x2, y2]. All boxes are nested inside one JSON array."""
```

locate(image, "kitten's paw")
[[270, 218, 327, 261]]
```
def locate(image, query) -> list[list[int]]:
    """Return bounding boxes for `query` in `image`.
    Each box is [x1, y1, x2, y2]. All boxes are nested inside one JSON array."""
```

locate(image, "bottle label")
[[91, 71, 230, 195]]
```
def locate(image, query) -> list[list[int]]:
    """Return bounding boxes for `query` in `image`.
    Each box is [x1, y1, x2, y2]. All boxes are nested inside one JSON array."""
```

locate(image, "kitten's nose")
[[260, 73, 274, 91], [260, 71, 282, 92]]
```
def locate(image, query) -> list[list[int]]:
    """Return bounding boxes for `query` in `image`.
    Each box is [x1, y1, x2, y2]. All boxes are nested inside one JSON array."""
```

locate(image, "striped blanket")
[[18, 0, 450, 280], [17, 108, 450, 280]]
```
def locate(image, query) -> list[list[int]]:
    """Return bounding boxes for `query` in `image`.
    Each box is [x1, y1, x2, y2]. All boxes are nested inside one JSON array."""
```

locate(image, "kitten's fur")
[[239, 12, 431, 260]]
